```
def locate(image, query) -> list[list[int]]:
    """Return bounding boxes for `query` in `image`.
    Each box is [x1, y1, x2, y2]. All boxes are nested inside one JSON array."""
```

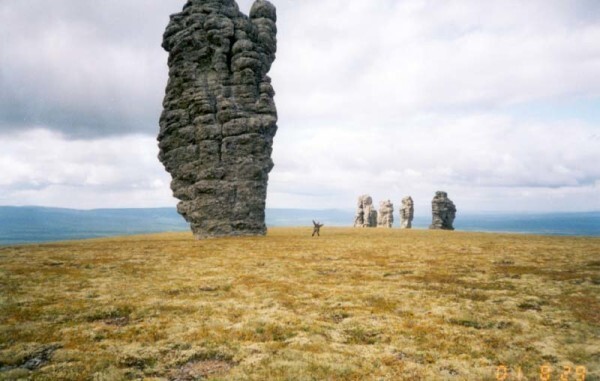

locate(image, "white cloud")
[[272, 0, 600, 123], [0, 129, 175, 209], [268, 114, 600, 212]]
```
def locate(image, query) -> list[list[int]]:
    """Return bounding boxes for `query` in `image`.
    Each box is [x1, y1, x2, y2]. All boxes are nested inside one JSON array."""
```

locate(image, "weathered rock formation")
[[353, 197, 364, 227], [399, 196, 414, 229], [377, 200, 394, 228], [429, 191, 456, 230], [366, 207, 378, 228], [158, 0, 278, 239], [354, 195, 377, 228]]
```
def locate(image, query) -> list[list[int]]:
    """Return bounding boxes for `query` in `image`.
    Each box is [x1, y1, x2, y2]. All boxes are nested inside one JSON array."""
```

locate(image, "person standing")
[[312, 221, 324, 237]]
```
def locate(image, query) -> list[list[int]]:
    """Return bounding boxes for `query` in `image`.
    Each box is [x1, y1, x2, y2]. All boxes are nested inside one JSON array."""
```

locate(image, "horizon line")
[[1, 205, 599, 215]]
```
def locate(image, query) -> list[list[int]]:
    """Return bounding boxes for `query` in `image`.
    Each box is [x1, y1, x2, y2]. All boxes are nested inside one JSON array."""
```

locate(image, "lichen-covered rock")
[[400, 196, 414, 229], [429, 191, 456, 230], [377, 200, 394, 228], [158, 0, 278, 239], [354, 195, 377, 228]]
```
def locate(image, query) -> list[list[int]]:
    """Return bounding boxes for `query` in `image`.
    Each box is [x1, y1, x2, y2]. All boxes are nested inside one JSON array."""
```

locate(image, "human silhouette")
[[312, 220, 324, 237]]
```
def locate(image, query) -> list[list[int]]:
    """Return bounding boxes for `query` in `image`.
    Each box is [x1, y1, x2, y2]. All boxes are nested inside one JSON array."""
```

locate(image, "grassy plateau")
[[0, 228, 598, 380]]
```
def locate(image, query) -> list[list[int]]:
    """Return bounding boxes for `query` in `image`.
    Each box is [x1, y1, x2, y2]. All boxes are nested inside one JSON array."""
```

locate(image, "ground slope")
[[0, 228, 598, 380]]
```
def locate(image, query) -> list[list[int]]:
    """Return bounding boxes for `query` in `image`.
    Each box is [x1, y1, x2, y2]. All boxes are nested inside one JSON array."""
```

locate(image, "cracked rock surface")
[[430, 191, 456, 230], [158, 0, 277, 238], [354, 195, 377, 228], [377, 200, 394, 228], [400, 196, 414, 229]]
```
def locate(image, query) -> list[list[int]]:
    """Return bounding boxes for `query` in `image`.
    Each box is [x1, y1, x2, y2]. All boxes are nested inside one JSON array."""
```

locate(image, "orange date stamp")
[[496, 364, 587, 380]]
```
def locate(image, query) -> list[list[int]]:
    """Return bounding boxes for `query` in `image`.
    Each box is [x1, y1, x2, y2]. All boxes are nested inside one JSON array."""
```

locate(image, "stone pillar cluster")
[[352, 192, 457, 230]]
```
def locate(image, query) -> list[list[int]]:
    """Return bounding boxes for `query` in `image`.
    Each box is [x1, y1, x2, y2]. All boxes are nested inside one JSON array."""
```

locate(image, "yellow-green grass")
[[0, 228, 598, 380]]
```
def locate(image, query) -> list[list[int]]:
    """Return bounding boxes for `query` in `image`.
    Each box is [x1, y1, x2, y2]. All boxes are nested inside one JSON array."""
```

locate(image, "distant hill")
[[0, 206, 189, 245], [0, 206, 599, 245]]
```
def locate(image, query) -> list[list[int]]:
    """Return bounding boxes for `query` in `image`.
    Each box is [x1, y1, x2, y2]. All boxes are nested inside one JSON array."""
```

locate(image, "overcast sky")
[[1, 0, 599, 214]]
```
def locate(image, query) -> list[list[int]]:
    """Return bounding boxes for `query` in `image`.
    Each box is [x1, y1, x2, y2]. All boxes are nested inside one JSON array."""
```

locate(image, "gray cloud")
[[2, 0, 600, 137], [272, 0, 600, 124], [1, 1, 182, 137]]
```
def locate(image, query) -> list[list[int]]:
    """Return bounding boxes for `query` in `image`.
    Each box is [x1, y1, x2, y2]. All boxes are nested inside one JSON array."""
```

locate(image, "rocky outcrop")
[[377, 200, 394, 228], [400, 196, 414, 229], [366, 208, 378, 228], [354, 195, 377, 228], [353, 197, 364, 227], [429, 191, 456, 230], [158, 0, 278, 239]]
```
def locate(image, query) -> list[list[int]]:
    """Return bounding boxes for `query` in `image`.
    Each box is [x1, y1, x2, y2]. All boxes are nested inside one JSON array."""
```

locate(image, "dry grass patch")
[[0, 228, 598, 380]]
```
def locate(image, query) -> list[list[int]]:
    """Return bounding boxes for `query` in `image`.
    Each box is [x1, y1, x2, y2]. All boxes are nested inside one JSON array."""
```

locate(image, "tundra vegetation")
[[0, 228, 598, 380]]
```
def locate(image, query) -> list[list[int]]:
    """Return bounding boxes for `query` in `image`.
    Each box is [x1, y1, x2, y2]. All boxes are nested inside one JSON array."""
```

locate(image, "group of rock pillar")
[[353, 192, 456, 230], [158, 0, 459, 239]]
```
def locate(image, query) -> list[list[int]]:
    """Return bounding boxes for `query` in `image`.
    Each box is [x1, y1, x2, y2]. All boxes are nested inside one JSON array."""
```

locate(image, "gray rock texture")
[[158, 0, 278, 239], [377, 200, 394, 228], [429, 191, 456, 230], [367, 209, 378, 228], [354, 195, 377, 228], [400, 196, 414, 229]]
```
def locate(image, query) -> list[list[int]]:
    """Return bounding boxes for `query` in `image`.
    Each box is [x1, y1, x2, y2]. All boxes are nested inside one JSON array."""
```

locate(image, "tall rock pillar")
[[377, 200, 394, 228], [158, 0, 278, 239], [400, 196, 414, 229], [354, 195, 377, 228], [429, 191, 456, 230]]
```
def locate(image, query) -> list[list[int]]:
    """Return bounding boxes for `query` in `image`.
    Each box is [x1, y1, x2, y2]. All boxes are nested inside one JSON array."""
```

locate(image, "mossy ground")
[[0, 228, 598, 380]]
